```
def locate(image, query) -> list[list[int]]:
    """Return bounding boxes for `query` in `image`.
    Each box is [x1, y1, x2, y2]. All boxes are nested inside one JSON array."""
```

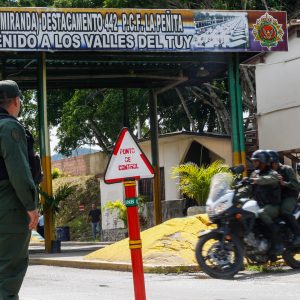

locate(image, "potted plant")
[[39, 184, 75, 252], [171, 160, 230, 215]]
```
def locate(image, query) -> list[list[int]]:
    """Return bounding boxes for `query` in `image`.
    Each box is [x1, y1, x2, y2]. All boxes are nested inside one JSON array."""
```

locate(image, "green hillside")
[[52, 175, 100, 241]]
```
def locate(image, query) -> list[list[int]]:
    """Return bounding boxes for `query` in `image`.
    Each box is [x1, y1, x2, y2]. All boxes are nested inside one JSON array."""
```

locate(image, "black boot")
[[265, 224, 284, 256], [281, 214, 300, 236]]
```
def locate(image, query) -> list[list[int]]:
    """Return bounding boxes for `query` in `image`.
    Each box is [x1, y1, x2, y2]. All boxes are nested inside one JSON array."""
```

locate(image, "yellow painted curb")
[[29, 257, 200, 273], [29, 258, 132, 271]]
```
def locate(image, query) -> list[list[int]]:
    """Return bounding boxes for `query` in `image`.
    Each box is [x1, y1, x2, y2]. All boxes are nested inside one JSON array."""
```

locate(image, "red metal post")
[[123, 180, 146, 300]]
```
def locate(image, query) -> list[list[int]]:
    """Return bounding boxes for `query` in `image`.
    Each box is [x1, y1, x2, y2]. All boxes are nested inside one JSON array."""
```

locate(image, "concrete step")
[[29, 241, 113, 254]]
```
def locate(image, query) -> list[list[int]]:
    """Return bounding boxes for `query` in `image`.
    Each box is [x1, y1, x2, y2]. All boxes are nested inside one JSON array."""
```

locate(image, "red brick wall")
[[52, 155, 89, 176], [51, 152, 108, 176]]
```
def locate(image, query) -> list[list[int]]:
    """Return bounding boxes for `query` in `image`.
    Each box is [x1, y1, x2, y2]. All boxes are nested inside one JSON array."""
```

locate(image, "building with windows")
[[99, 131, 231, 239], [52, 131, 232, 240]]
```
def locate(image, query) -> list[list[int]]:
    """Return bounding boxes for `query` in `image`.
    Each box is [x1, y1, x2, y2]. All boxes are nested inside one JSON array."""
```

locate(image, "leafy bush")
[[52, 167, 63, 179], [103, 200, 127, 227], [67, 215, 92, 241], [103, 196, 148, 228], [171, 160, 230, 206], [53, 176, 100, 240], [39, 184, 75, 215]]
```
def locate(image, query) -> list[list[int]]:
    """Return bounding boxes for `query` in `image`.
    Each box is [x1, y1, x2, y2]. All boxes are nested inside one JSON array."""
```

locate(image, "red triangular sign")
[[104, 128, 154, 184]]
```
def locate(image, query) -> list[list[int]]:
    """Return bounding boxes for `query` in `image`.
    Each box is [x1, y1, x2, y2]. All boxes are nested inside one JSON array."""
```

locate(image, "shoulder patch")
[[11, 128, 21, 142]]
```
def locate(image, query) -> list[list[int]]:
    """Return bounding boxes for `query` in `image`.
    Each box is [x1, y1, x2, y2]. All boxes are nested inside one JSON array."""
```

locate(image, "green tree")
[[56, 88, 149, 155], [20, 89, 75, 152], [53, 0, 104, 8], [19, 91, 39, 143], [103, 0, 293, 11]]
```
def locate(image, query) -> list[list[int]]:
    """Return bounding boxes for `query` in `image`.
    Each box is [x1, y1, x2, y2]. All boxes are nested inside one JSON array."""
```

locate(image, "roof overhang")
[[139, 130, 230, 145], [0, 51, 247, 90]]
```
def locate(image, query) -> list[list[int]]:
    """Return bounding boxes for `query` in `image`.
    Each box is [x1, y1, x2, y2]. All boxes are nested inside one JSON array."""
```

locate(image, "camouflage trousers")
[[258, 204, 279, 225], [280, 197, 298, 216]]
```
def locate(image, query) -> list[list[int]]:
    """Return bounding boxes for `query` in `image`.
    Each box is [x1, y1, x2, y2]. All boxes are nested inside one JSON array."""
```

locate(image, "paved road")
[[20, 266, 300, 300]]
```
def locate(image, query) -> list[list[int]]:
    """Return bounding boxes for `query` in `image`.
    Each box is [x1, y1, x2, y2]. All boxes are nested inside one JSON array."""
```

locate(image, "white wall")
[[100, 180, 125, 230], [140, 134, 232, 201], [256, 33, 300, 151], [140, 138, 184, 201], [100, 179, 139, 230]]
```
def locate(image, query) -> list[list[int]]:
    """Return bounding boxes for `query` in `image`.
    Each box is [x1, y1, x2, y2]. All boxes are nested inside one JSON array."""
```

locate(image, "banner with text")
[[0, 8, 288, 52]]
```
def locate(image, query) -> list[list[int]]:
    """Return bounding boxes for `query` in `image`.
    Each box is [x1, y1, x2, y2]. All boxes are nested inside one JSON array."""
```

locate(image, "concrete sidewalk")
[[29, 242, 199, 273], [29, 241, 112, 254]]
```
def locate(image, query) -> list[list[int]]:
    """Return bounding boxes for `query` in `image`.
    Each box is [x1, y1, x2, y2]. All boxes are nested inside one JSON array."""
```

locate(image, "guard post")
[[104, 127, 154, 300]]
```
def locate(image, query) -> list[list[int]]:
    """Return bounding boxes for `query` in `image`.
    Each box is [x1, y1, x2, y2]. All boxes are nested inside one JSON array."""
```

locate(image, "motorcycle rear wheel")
[[282, 249, 300, 269], [195, 231, 244, 279]]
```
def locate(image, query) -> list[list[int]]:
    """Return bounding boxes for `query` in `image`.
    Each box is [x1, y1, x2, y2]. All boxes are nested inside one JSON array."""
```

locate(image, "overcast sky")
[[50, 127, 58, 154]]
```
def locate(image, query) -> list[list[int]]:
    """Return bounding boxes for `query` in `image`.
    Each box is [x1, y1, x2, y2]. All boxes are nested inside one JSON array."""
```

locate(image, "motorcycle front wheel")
[[282, 248, 300, 269], [195, 231, 244, 279]]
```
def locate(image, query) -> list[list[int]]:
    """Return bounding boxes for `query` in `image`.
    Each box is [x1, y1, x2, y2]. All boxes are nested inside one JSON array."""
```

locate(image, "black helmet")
[[266, 150, 279, 163], [251, 150, 270, 164]]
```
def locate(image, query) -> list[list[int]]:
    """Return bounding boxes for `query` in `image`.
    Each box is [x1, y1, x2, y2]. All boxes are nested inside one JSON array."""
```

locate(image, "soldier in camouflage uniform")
[[235, 150, 282, 254], [0, 80, 38, 300], [267, 150, 300, 241]]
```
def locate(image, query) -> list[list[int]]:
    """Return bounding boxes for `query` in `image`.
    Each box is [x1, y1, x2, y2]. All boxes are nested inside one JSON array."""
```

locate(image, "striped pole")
[[149, 90, 162, 225], [37, 52, 54, 253], [123, 180, 146, 300], [228, 55, 241, 166], [235, 53, 247, 176]]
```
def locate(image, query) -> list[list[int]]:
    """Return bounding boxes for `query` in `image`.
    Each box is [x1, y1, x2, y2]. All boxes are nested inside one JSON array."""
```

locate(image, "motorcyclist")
[[235, 150, 282, 255], [267, 150, 300, 241]]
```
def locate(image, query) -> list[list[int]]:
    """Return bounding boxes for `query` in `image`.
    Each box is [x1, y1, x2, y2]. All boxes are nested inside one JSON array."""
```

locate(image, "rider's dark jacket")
[[235, 167, 281, 207], [277, 164, 299, 199]]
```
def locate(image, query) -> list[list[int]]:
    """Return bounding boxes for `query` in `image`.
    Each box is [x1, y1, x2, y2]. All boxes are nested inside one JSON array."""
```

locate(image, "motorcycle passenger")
[[267, 150, 300, 241], [235, 150, 282, 255]]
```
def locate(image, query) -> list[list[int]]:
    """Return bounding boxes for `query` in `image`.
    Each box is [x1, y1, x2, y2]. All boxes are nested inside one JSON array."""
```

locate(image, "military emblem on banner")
[[253, 13, 284, 50]]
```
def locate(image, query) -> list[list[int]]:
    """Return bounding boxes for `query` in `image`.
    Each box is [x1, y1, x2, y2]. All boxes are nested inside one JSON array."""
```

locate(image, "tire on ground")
[[195, 231, 244, 279]]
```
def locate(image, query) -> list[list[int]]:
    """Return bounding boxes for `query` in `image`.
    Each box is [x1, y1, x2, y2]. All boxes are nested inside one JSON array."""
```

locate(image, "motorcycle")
[[195, 169, 300, 279]]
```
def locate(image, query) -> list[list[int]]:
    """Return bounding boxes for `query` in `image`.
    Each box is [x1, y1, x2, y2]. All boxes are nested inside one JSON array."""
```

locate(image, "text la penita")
[[121, 11, 184, 33]]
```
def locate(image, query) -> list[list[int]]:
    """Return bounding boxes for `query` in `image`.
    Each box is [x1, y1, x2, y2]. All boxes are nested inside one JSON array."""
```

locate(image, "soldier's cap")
[[0, 80, 22, 99]]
